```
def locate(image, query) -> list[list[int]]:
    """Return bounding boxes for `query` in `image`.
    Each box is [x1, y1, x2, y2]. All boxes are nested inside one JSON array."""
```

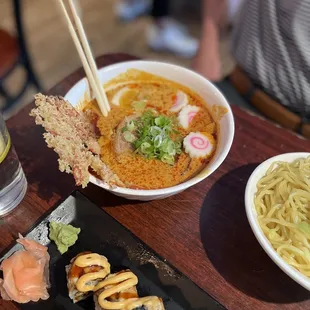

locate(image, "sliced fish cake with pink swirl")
[[178, 105, 200, 129], [170, 90, 188, 113], [183, 132, 215, 158]]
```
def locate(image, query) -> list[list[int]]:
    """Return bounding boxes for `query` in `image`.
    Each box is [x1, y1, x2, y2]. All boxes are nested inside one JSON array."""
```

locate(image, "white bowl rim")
[[245, 152, 310, 291], [65, 60, 235, 196]]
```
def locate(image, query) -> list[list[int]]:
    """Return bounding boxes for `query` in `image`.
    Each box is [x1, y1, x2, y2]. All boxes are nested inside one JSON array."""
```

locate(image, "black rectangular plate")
[[0, 192, 224, 310]]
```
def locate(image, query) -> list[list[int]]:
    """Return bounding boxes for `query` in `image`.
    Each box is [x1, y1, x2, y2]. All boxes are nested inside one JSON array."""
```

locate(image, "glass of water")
[[0, 113, 27, 216]]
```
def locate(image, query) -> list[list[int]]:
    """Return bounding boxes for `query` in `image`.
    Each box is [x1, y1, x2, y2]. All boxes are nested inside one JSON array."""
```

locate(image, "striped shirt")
[[231, 0, 310, 117]]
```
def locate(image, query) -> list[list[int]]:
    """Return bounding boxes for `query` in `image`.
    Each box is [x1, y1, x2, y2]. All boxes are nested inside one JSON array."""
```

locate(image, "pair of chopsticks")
[[57, 0, 110, 116]]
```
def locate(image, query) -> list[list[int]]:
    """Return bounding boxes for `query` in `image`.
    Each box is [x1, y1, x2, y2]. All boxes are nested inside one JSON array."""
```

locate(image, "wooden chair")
[[0, 0, 41, 114]]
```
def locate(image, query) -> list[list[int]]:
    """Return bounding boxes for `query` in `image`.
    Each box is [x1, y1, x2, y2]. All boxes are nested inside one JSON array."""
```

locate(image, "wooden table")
[[1, 54, 310, 310]]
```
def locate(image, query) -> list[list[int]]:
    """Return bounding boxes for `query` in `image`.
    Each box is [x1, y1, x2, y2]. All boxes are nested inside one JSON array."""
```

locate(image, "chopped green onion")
[[123, 131, 136, 143], [127, 121, 135, 132], [150, 126, 162, 137], [132, 100, 147, 112], [167, 141, 176, 155], [155, 116, 170, 127], [140, 142, 153, 154], [161, 154, 175, 165], [175, 141, 182, 149], [154, 135, 162, 148], [161, 138, 169, 151], [127, 110, 182, 164]]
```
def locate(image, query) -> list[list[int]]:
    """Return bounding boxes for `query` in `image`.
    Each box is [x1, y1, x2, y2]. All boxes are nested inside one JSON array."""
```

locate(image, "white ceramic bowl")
[[65, 60, 234, 200], [245, 152, 310, 291]]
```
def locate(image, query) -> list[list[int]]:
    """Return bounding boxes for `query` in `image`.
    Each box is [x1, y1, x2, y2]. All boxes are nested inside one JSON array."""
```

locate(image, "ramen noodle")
[[255, 156, 310, 276]]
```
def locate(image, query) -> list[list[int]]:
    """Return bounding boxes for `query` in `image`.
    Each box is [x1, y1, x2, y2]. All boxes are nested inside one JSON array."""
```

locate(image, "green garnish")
[[121, 120, 135, 133], [122, 110, 182, 165], [127, 120, 135, 131], [123, 131, 136, 143], [49, 221, 81, 254], [132, 100, 147, 112]]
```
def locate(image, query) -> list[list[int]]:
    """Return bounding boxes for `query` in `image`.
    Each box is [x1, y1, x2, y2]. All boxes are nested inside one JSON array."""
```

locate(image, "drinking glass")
[[0, 113, 27, 216]]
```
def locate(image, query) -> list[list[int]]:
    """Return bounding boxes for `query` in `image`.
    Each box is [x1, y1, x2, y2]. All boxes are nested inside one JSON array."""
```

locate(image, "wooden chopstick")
[[57, 0, 109, 116], [67, 0, 110, 113]]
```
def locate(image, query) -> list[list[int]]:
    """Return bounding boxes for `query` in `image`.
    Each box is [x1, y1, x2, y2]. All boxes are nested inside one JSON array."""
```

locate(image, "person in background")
[[193, 0, 243, 82], [193, 0, 310, 138], [115, 0, 199, 58]]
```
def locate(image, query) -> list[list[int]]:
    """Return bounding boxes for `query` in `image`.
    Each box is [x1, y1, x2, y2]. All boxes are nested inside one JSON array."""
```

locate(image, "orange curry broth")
[[82, 70, 217, 189]]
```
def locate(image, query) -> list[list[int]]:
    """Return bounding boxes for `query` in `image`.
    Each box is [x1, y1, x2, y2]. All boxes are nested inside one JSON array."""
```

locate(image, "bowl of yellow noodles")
[[245, 152, 310, 291]]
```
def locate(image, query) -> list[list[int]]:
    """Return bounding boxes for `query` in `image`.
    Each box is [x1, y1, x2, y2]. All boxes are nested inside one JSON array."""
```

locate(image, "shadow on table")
[[199, 164, 310, 303], [81, 183, 143, 208]]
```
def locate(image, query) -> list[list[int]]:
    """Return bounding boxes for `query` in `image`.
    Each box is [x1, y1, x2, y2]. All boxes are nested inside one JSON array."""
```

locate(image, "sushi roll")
[[66, 252, 111, 303], [126, 296, 165, 310], [93, 270, 165, 310], [93, 270, 138, 310]]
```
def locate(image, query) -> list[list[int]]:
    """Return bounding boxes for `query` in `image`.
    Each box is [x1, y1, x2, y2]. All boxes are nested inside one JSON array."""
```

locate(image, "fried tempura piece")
[[30, 94, 123, 188]]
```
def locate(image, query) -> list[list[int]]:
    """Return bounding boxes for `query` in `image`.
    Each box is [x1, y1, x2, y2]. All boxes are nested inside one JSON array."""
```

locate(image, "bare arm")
[[192, 0, 227, 82]]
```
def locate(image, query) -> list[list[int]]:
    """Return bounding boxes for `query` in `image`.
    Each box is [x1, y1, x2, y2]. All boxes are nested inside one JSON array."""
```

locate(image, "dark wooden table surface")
[[1, 53, 310, 310]]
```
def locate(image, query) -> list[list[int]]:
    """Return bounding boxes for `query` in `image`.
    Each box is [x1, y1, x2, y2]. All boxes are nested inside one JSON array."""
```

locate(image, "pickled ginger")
[[0, 235, 50, 303]]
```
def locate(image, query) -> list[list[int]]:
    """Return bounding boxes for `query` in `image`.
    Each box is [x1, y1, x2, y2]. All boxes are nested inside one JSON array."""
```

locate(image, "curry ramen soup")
[[82, 69, 218, 189]]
